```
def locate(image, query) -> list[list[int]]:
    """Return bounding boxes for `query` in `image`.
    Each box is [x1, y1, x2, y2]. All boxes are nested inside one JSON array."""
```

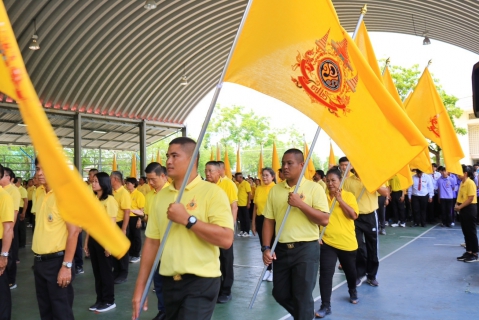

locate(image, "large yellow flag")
[[236, 146, 241, 172], [224, 0, 428, 191], [354, 21, 382, 80], [257, 147, 264, 178], [0, 5, 129, 258], [156, 150, 162, 165], [112, 153, 118, 171], [303, 142, 316, 180], [224, 148, 233, 179], [130, 153, 137, 178], [328, 142, 336, 167], [405, 67, 464, 174], [272, 141, 282, 182]]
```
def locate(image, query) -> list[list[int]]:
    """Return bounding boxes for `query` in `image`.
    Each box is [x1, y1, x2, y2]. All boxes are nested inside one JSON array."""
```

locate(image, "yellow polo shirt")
[[237, 180, 251, 206], [321, 190, 358, 251], [4, 184, 20, 212], [129, 188, 146, 216], [27, 186, 35, 201], [32, 190, 68, 254], [101, 196, 119, 219], [343, 175, 379, 214], [263, 179, 329, 243], [113, 186, 132, 222], [318, 179, 327, 191], [145, 175, 233, 277], [144, 182, 170, 216], [457, 178, 478, 204], [138, 184, 151, 196], [388, 175, 402, 192], [217, 177, 238, 205], [18, 186, 28, 208], [31, 185, 46, 214], [0, 187, 14, 239], [253, 183, 275, 216]]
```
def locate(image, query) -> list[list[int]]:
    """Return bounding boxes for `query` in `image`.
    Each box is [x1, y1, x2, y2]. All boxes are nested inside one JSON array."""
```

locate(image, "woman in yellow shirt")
[[251, 168, 275, 282], [84, 172, 118, 313], [316, 167, 359, 318]]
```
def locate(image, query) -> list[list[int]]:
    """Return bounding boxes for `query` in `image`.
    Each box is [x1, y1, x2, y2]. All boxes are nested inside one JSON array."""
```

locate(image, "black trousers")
[[237, 206, 250, 233], [411, 195, 428, 226], [111, 221, 129, 279], [153, 264, 165, 312], [440, 199, 454, 226], [273, 240, 319, 320], [0, 239, 12, 320], [219, 244, 234, 296], [427, 194, 438, 223], [391, 191, 406, 223], [355, 212, 379, 280], [88, 237, 114, 304], [163, 275, 220, 320], [7, 219, 18, 285], [459, 204, 478, 253], [377, 196, 386, 228], [18, 215, 27, 248], [33, 256, 75, 320], [319, 242, 356, 307], [256, 215, 274, 271], [27, 200, 33, 225], [73, 232, 83, 268], [128, 217, 142, 258]]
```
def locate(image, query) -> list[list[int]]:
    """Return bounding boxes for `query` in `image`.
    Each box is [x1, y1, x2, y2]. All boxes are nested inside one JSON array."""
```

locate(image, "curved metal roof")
[[2, 0, 478, 126]]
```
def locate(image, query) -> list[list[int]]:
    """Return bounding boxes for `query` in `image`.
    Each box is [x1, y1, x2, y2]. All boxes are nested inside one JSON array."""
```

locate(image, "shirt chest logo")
[[186, 197, 197, 211], [300, 192, 306, 201], [48, 213, 53, 222]]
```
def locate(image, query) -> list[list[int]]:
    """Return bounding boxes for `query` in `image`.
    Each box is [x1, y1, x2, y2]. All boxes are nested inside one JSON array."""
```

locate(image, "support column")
[[98, 148, 102, 171], [139, 120, 147, 176], [73, 113, 82, 176], [181, 125, 187, 137]]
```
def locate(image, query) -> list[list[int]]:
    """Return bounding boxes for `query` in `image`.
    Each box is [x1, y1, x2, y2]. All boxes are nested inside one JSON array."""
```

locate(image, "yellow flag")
[[210, 148, 214, 161], [303, 142, 316, 180], [382, 66, 403, 107], [0, 5, 129, 258], [130, 153, 137, 178], [236, 146, 241, 172], [224, 148, 233, 179], [224, 0, 428, 192], [328, 142, 336, 167], [216, 143, 221, 161], [257, 147, 264, 178], [156, 150, 162, 165], [354, 21, 382, 80], [272, 141, 282, 182], [112, 153, 118, 171], [405, 67, 464, 174], [150, 154, 154, 163]]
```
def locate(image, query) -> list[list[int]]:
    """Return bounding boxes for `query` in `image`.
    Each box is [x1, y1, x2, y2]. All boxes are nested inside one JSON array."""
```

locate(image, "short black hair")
[[338, 156, 349, 163], [315, 169, 325, 178], [169, 137, 199, 167], [283, 148, 304, 162], [89, 168, 99, 174], [126, 177, 138, 187], [326, 167, 342, 180], [437, 166, 446, 172], [235, 172, 243, 178], [0, 164, 4, 179], [462, 164, 474, 180], [95, 172, 113, 201], [145, 162, 165, 176], [432, 163, 437, 168], [35, 157, 39, 166], [206, 161, 220, 167], [3, 167, 14, 180], [415, 169, 423, 174], [111, 171, 123, 182]]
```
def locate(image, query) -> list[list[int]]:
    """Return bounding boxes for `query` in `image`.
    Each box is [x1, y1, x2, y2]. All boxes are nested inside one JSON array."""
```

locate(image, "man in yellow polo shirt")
[[137, 177, 151, 196], [0, 164, 14, 319], [388, 174, 406, 228], [205, 161, 238, 304], [262, 149, 329, 320], [26, 178, 35, 227], [110, 171, 131, 284], [344, 167, 389, 287], [132, 137, 233, 320], [125, 177, 145, 264], [31, 175, 46, 232], [235, 172, 252, 237], [15, 177, 28, 248], [32, 158, 81, 319], [314, 169, 327, 191]]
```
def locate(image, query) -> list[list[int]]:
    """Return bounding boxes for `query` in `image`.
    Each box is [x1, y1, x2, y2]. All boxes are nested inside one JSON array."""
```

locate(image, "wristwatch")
[[186, 215, 197, 229], [62, 261, 73, 268], [0, 252, 8, 257], [261, 246, 271, 252]]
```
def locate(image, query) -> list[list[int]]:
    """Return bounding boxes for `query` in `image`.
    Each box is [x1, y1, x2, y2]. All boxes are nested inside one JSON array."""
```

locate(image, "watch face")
[[189, 216, 197, 223]]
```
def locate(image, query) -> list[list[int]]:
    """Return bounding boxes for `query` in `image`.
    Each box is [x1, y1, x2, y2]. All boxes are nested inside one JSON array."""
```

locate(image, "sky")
[[185, 31, 479, 160]]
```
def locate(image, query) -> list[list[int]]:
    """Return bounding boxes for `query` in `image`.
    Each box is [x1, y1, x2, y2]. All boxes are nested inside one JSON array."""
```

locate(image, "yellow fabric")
[[31, 185, 46, 214], [217, 177, 238, 205], [138, 184, 151, 196], [216, 144, 221, 161], [32, 191, 68, 254], [27, 186, 35, 201], [0, 187, 14, 239], [253, 182, 275, 216], [318, 179, 327, 191], [129, 188, 145, 216], [0, 6, 129, 257], [112, 154, 118, 171], [263, 179, 329, 242], [321, 190, 358, 251], [113, 186, 132, 222], [236, 146, 241, 172], [405, 67, 464, 175], [354, 21, 382, 81], [303, 142, 316, 180], [144, 182, 170, 216], [210, 148, 214, 161], [145, 175, 233, 277], [382, 66, 403, 107], [237, 180, 252, 206], [4, 184, 20, 211], [329, 142, 336, 167], [156, 150, 162, 165], [224, 0, 428, 192], [457, 179, 477, 204], [272, 142, 282, 183], [130, 153, 137, 178], [18, 186, 27, 208], [224, 148, 233, 179], [101, 196, 119, 219], [343, 175, 379, 213], [257, 150, 264, 178], [388, 175, 403, 192], [409, 148, 433, 174]]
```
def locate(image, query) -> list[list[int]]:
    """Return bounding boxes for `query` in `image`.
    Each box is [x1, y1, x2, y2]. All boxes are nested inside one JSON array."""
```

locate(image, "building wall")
[[456, 97, 478, 165]]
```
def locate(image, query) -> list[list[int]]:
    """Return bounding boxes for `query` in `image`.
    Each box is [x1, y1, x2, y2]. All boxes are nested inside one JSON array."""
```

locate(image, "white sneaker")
[[243, 232, 250, 237], [384, 221, 389, 227], [451, 223, 455, 226], [400, 222, 406, 227], [461, 243, 466, 247], [267, 271, 273, 282], [262, 270, 271, 281], [390, 223, 399, 227], [237, 231, 244, 237]]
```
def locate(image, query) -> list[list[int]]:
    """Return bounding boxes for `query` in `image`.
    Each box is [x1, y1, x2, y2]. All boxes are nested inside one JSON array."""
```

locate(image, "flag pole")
[[249, 126, 321, 309], [137, 0, 254, 317], [351, 4, 367, 39], [382, 57, 390, 76]]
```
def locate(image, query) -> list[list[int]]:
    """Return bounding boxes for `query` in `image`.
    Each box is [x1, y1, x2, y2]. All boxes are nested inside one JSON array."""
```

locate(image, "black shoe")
[[355, 278, 363, 287], [457, 252, 468, 261], [114, 277, 127, 284], [95, 302, 116, 312], [75, 267, 84, 275], [217, 294, 232, 303], [366, 278, 379, 287], [464, 253, 479, 263], [152, 310, 166, 320], [315, 305, 331, 318], [349, 289, 358, 304], [89, 302, 101, 311]]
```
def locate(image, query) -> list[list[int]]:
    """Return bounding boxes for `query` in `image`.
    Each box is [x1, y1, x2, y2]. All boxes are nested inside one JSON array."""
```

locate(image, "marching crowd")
[[1, 138, 478, 320]]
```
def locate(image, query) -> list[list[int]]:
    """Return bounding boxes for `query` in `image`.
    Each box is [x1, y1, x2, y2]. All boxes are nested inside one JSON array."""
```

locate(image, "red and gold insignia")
[[299, 192, 306, 201], [427, 114, 440, 138], [291, 29, 358, 117], [186, 197, 197, 211]]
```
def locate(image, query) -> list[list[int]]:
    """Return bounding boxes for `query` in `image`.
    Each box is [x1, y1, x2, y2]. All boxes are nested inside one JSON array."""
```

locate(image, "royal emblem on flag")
[[427, 114, 440, 138], [291, 30, 358, 117]]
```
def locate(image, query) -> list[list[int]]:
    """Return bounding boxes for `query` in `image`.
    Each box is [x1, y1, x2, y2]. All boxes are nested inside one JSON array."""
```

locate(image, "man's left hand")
[[167, 203, 189, 226]]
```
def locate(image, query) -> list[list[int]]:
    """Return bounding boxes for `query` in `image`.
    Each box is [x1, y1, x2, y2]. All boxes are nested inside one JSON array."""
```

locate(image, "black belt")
[[168, 274, 197, 281], [34, 251, 64, 261], [277, 240, 317, 249]]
